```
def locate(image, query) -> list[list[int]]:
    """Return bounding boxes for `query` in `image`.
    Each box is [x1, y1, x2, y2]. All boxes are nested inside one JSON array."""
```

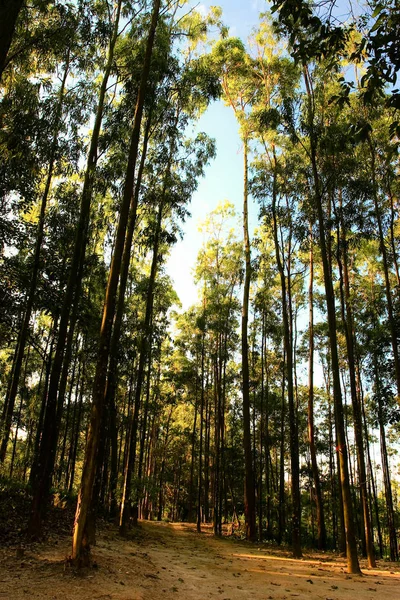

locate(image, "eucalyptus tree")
[[1, 47, 71, 464], [298, 57, 360, 572], [252, 224, 287, 541], [119, 125, 216, 534], [0, 1, 102, 470], [27, 0, 128, 537], [195, 201, 242, 534], [249, 16, 307, 556], [211, 36, 258, 541], [71, 0, 162, 565]]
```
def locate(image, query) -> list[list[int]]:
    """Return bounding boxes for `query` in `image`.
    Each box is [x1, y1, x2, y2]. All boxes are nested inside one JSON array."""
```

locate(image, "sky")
[[166, 0, 360, 311], [166, 0, 267, 310]]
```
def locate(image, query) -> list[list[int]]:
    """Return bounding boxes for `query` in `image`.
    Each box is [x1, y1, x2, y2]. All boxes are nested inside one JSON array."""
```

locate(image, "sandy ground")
[[1, 521, 400, 600]]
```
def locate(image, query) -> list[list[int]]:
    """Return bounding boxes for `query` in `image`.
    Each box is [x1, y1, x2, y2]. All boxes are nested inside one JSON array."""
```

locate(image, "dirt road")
[[1, 521, 399, 599]]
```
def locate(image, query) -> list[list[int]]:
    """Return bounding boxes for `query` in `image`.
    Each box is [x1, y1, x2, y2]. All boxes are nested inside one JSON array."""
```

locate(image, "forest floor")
[[1, 520, 400, 600]]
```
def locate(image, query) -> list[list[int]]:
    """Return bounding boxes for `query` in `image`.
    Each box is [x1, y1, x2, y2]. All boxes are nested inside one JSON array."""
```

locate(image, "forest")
[[0, 0, 400, 585]]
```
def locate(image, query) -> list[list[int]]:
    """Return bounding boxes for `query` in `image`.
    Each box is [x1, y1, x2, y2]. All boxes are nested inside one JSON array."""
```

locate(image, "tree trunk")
[[375, 362, 398, 561], [358, 361, 383, 558], [308, 223, 327, 550], [304, 65, 360, 574], [57, 344, 79, 484], [1, 56, 70, 463], [0, 0, 24, 81], [368, 134, 400, 401], [197, 321, 206, 532], [27, 2, 123, 537], [119, 198, 164, 533], [271, 153, 302, 557], [242, 137, 256, 541], [278, 348, 286, 545], [188, 358, 198, 523], [336, 198, 375, 567], [259, 312, 265, 542], [71, 0, 160, 565]]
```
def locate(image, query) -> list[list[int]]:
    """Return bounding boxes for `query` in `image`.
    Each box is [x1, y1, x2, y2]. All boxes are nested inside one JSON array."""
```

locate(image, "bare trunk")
[[368, 135, 400, 400], [0, 0, 24, 81], [119, 198, 164, 533], [271, 153, 301, 557], [336, 198, 375, 567], [1, 57, 69, 463], [304, 65, 360, 574], [71, 0, 160, 565], [197, 322, 206, 532], [308, 223, 326, 550], [242, 137, 256, 541]]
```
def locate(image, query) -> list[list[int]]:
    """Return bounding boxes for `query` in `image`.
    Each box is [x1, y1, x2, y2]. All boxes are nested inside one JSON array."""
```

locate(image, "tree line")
[[0, 0, 399, 574]]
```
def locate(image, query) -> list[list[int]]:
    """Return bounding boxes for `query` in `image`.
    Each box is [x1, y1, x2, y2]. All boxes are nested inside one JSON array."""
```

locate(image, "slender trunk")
[[271, 154, 301, 557], [29, 320, 58, 487], [188, 360, 198, 522], [0, 0, 24, 81], [72, 0, 160, 565], [259, 313, 265, 542], [387, 181, 400, 287], [64, 357, 82, 490], [204, 364, 211, 523], [358, 361, 383, 558], [336, 198, 375, 567], [278, 348, 286, 545], [1, 57, 69, 462], [375, 361, 398, 561], [304, 65, 360, 574], [368, 135, 400, 400], [197, 324, 205, 532], [157, 408, 173, 521], [57, 345, 79, 484], [119, 199, 164, 533], [135, 335, 154, 522], [9, 347, 30, 479], [67, 364, 85, 494], [103, 107, 153, 467], [102, 109, 152, 516], [242, 137, 256, 541], [327, 380, 337, 549], [308, 223, 326, 550]]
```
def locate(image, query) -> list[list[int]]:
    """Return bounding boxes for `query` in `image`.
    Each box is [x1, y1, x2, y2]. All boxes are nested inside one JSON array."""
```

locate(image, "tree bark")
[[308, 223, 327, 550], [270, 153, 302, 557], [197, 320, 206, 532], [119, 197, 164, 534], [242, 137, 256, 541], [1, 55, 70, 463], [303, 65, 360, 574], [72, 0, 160, 564], [367, 135, 400, 401], [336, 197, 375, 567], [0, 0, 24, 82]]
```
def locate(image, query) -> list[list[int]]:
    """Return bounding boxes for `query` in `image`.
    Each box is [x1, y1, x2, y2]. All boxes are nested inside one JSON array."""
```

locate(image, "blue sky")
[[167, 0, 268, 309]]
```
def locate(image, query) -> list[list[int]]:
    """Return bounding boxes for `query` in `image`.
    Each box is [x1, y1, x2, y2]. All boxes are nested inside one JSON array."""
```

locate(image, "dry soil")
[[1, 521, 399, 600]]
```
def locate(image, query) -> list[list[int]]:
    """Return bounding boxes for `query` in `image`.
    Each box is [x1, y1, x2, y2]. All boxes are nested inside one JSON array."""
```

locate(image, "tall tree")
[[71, 0, 162, 565]]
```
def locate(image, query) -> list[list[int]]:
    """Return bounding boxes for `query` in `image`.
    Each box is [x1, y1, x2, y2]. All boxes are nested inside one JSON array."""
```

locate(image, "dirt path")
[[1, 522, 399, 599]]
